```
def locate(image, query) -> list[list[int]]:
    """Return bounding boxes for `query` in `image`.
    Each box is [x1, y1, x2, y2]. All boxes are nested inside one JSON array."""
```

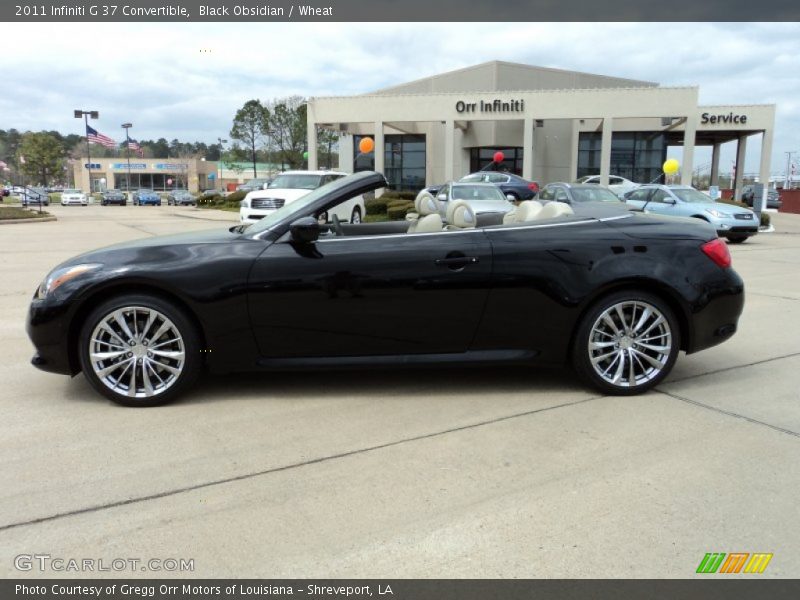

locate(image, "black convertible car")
[[27, 172, 744, 407]]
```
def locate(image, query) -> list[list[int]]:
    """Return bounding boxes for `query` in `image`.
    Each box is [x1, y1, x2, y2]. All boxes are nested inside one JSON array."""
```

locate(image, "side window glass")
[[629, 189, 650, 202], [555, 189, 568, 202], [540, 187, 554, 200], [487, 173, 507, 183], [651, 190, 669, 203]]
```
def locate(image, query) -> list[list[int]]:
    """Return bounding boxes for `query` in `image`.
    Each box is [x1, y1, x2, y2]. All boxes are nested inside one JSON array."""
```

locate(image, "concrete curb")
[[0, 216, 57, 225]]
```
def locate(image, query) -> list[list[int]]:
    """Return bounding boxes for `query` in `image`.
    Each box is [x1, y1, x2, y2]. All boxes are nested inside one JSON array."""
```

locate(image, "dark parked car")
[[741, 185, 781, 210], [167, 190, 196, 206], [132, 189, 161, 206], [427, 172, 540, 201], [539, 182, 626, 205], [237, 178, 272, 192], [21, 188, 50, 207], [201, 188, 225, 200], [27, 171, 744, 406], [101, 189, 127, 206]]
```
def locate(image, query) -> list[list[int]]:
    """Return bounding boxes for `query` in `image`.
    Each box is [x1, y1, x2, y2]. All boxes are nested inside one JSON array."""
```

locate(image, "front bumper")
[[26, 296, 75, 375], [712, 215, 758, 236]]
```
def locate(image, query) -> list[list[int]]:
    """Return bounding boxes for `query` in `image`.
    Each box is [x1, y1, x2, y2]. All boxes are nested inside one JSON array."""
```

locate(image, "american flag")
[[86, 125, 116, 149], [127, 138, 144, 157]]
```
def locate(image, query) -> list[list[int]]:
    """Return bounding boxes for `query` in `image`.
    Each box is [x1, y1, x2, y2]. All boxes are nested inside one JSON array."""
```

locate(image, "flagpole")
[[122, 123, 133, 197], [74, 109, 99, 194]]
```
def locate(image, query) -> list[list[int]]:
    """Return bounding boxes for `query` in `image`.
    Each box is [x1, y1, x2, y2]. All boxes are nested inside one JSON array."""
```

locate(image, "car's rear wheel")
[[572, 290, 680, 395], [350, 206, 362, 224], [78, 294, 202, 407]]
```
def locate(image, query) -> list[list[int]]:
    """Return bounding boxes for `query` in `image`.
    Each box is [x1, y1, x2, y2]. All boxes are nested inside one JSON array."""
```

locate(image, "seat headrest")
[[536, 202, 574, 220], [415, 191, 439, 216], [514, 200, 543, 222], [445, 200, 477, 229]]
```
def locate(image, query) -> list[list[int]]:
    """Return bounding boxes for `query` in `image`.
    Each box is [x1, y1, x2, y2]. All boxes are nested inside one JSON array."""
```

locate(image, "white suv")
[[239, 170, 365, 225]]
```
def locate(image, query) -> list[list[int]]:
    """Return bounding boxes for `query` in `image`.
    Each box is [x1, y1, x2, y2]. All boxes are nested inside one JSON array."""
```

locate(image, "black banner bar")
[[3, 0, 800, 22], [4, 580, 800, 600]]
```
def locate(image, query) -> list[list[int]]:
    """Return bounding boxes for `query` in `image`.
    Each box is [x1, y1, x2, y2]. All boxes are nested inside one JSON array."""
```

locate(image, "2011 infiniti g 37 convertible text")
[[27, 171, 744, 406]]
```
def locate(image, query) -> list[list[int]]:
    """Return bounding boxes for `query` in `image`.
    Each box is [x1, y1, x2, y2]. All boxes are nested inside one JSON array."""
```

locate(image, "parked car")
[[576, 175, 639, 198], [200, 188, 225, 200], [240, 170, 364, 225], [624, 184, 758, 243], [167, 190, 196, 206], [60, 189, 89, 206], [1, 187, 9, 198], [539, 182, 626, 205], [426, 172, 539, 201], [101, 189, 127, 206], [237, 178, 273, 193], [741, 185, 782, 210], [21, 188, 50, 207], [27, 171, 744, 406], [132, 189, 161, 206], [420, 181, 515, 223], [12, 186, 25, 195]]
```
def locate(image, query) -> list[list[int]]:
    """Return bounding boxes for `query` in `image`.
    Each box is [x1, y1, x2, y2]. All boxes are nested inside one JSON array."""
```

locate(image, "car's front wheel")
[[78, 294, 202, 407], [572, 290, 680, 395]]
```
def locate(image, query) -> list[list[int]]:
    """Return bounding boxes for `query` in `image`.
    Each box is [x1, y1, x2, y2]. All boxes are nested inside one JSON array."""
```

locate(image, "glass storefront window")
[[577, 132, 667, 184], [356, 134, 426, 191], [469, 147, 523, 176]]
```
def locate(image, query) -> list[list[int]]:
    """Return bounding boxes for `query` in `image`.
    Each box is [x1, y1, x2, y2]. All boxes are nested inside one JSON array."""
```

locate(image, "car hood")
[[458, 199, 515, 214], [706, 202, 754, 215]]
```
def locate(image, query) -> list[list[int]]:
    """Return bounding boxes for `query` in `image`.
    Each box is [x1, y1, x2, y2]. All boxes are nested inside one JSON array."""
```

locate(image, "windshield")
[[269, 174, 323, 190], [138, 189, 153, 193], [672, 188, 714, 203], [570, 187, 621, 203], [245, 174, 359, 235], [450, 184, 507, 202], [64, 189, 80, 194], [459, 174, 485, 183], [576, 176, 596, 184]]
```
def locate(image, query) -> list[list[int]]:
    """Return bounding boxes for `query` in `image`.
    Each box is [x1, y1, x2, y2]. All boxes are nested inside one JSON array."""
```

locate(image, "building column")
[[599, 117, 613, 186], [522, 118, 534, 180], [734, 134, 747, 199], [307, 121, 318, 171], [374, 121, 384, 196], [710, 142, 721, 186], [569, 120, 579, 182], [758, 129, 773, 206], [444, 119, 455, 182], [338, 133, 353, 173], [680, 115, 697, 186]]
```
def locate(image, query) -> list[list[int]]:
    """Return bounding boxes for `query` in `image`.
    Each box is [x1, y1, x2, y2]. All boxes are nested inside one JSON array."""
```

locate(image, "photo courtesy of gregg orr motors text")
[[14, 554, 194, 573]]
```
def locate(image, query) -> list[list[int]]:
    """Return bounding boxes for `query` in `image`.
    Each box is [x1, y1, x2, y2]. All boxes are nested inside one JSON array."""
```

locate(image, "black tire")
[[78, 294, 203, 407], [726, 235, 748, 244], [350, 206, 362, 224], [571, 290, 680, 396]]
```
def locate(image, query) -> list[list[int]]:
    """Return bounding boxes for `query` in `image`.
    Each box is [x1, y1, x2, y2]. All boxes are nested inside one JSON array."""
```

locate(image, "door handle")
[[434, 256, 479, 269]]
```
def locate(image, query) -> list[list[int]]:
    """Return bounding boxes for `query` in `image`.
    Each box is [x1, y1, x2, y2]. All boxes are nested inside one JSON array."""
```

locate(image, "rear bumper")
[[685, 267, 745, 354]]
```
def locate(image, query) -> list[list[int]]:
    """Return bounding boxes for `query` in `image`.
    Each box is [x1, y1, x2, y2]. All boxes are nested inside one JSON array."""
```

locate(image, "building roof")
[[369, 60, 657, 95]]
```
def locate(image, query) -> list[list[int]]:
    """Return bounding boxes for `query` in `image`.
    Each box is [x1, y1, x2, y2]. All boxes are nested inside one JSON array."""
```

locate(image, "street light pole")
[[74, 109, 99, 193], [122, 123, 133, 197], [217, 138, 227, 190], [785, 151, 797, 190]]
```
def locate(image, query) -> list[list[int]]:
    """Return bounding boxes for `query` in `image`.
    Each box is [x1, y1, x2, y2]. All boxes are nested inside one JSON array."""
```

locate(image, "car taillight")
[[528, 182, 539, 193], [701, 238, 731, 268]]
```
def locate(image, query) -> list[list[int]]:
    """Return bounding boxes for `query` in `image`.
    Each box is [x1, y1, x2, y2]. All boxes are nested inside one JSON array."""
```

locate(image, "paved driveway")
[[1, 205, 798, 578]]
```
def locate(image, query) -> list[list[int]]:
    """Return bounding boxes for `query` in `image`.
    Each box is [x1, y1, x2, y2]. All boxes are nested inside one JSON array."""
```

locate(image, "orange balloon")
[[359, 137, 375, 154]]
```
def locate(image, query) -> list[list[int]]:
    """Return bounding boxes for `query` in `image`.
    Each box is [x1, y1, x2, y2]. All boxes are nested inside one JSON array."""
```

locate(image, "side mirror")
[[437, 193, 447, 201], [289, 216, 320, 244], [506, 194, 516, 201]]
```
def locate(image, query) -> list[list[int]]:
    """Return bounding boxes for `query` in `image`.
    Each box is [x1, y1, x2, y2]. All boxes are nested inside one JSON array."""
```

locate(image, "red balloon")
[[493, 151, 504, 163]]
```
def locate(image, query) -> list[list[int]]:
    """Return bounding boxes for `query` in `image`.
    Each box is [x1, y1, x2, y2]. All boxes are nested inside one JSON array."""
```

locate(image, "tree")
[[265, 96, 307, 170], [18, 132, 65, 186], [317, 128, 339, 169], [230, 99, 270, 178]]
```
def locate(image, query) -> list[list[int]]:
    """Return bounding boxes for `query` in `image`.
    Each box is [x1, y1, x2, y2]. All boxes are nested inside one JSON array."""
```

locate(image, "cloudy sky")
[[3, 22, 799, 174]]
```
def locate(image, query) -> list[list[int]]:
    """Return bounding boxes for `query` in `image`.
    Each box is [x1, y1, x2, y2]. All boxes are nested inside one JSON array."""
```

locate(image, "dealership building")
[[306, 61, 775, 196], [72, 156, 219, 193]]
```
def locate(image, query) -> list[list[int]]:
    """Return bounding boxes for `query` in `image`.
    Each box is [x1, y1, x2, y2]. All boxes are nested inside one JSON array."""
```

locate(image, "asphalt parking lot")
[[1, 204, 799, 578]]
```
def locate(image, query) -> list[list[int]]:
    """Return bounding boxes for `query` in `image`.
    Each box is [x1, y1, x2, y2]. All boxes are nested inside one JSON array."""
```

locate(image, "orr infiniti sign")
[[456, 99, 525, 113]]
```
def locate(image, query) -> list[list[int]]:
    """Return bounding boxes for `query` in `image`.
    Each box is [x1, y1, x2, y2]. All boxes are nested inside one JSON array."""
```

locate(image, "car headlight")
[[36, 263, 102, 299], [705, 208, 731, 218], [240, 199, 250, 208]]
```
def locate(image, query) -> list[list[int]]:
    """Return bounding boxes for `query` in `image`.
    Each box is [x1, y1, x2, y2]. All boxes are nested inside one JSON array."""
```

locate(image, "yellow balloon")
[[663, 158, 680, 175]]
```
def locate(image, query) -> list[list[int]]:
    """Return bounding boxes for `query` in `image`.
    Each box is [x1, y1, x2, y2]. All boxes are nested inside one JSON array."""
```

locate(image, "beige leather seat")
[[503, 200, 543, 224], [445, 200, 476, 230], [534, 201, 574, 220], [414, 213, 444, 233], [407, 192, 441, 233]]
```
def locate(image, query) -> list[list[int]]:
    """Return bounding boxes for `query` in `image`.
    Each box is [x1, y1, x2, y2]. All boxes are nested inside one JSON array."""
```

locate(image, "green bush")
[[365, 196, 390, 215], [381, 190, 417, 201], [386, 201, 415, 220], [49, 193, 61, 203], [760, 212, 771, 228], [225, 191, 247, 204]]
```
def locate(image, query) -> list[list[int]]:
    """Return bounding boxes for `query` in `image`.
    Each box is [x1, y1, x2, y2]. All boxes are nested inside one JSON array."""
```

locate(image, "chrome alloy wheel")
[[88, 306, 185, 399], [587, 300, 672, 388]]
